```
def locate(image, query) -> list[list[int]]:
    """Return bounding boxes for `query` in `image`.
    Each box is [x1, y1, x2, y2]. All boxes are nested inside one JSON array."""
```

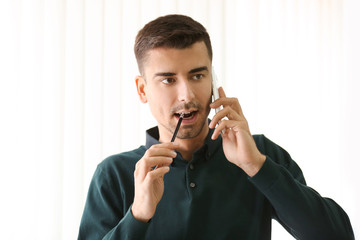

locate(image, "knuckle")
[[134, 167, 140, 178], [137, 157, 149, 170], [144, 149, 156, 159], [135, 160, 141, 168], [147, 171, 156, 180], [146, 148, 153, 156], [146, 148, 156, 156], [150, 143, 161, 149], [224, 105, 231, 111], [138, 157, 146, 166]]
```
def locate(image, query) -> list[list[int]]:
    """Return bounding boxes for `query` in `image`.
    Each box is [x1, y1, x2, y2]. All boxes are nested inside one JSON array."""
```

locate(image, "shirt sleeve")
[[78, 164, 149, 240], [249, 135, 354, 240]]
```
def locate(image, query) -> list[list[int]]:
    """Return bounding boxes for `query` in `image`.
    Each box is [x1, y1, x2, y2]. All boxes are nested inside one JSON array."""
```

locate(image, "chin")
[[176, 116, 208, 139]]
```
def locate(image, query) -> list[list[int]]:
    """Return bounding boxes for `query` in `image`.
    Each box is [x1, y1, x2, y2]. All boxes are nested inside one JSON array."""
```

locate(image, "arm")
[[78, 164, 149, 240], [209, 87, 354, 239], [78, 143, 177, 239], [250, 136, 354, 239]]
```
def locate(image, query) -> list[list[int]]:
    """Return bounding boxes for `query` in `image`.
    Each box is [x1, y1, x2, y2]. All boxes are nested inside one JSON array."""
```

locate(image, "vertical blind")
[[0, 0, 358, 239]]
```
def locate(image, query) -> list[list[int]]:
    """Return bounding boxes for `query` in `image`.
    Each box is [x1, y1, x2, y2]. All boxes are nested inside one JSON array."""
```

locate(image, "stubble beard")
[[175, 117, 209, 139]]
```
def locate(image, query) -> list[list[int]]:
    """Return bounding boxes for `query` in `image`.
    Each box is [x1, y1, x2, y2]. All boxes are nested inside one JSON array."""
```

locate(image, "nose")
[[177, 78, 195, 103]]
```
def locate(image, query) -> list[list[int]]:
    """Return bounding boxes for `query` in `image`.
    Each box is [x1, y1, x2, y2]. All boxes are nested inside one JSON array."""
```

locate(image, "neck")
[[176, 127, 209, 161]]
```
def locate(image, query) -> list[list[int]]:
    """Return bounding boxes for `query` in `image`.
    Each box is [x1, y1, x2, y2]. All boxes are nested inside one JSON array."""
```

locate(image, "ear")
[[135, 76, 148, 103]]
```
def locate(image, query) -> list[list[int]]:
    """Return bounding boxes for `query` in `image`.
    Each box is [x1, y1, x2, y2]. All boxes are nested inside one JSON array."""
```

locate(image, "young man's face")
[[136, 41, 212, 142]]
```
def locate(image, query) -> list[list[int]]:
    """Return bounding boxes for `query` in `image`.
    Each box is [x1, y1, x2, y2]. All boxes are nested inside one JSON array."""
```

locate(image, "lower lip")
[[175, 112, 198, 124]]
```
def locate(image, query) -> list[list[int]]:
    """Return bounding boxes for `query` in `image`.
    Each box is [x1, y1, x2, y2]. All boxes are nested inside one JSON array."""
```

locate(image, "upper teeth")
[[182, 112, 193, 118]]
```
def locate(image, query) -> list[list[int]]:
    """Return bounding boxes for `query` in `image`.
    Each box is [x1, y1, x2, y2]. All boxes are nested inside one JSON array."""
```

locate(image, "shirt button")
[[189, 182, 196, 188], [189, 164, 194, 170]]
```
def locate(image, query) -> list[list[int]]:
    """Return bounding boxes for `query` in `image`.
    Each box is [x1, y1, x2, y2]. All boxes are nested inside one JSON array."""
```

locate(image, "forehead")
[[143, 42, 211, 76]]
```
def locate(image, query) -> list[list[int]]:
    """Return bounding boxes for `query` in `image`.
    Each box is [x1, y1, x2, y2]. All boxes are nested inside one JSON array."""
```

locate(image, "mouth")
[[174, 111, 198, 120]]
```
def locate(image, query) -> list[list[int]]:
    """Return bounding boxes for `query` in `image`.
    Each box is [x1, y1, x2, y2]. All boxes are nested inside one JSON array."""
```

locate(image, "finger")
[[145, 147, 177, 159], [211, 119, 243, 140], [141, 156, 173, 171], [218, 86, 226, 98], [210, 97, 240, 113], [135, 156, 173, 181], [211, 120, 227, 140], [152, 142, 179, 150], [136, 143, 177, 181], [209, 106, 241, 129], [209, 87, 226, 110], [147, 156, 173, 168], [146, 166, 170, 182]]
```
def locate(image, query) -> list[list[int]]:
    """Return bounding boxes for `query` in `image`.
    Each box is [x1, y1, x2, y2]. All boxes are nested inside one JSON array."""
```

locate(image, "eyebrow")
[[153, 66, 209, 79], [189, 66, 208, 74]]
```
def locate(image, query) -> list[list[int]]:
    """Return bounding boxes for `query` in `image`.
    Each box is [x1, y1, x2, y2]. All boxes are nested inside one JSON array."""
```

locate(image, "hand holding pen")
[[132, 114, 184, 222]]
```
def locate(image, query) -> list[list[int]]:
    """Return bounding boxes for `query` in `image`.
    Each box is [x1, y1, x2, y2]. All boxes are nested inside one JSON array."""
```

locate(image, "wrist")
[[131, 202, 153, 223], [242, 154, 266, 177]]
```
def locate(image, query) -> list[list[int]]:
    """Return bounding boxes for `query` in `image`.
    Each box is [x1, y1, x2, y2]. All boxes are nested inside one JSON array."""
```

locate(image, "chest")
[[147, 154, 272, 239]]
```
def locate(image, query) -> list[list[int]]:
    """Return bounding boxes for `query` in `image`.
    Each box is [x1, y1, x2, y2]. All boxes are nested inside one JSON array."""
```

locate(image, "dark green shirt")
[[78, 127, 354, 239]]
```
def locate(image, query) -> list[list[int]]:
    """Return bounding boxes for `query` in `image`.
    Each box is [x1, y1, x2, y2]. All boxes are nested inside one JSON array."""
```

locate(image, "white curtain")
[[0, 0, 359, 239]]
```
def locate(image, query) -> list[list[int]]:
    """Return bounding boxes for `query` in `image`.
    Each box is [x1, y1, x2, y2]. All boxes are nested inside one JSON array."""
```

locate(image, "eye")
[[192, 74, 204, 80], [162, 78, 176, 84]]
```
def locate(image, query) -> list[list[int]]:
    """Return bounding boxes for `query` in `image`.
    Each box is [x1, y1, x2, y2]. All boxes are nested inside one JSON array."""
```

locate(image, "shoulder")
[[95, 146, 146, 179], [101, 146, 146, 166], [253, 134, 284, 153]]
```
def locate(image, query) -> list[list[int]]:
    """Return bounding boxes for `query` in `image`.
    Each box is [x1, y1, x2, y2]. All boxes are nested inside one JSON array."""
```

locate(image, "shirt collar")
[[145, 126, 161, 149], [145, 120, 222, 159]]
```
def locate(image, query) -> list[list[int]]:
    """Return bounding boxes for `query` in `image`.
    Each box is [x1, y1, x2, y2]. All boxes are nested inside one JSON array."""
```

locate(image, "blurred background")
[[0, 0, 359, 239]]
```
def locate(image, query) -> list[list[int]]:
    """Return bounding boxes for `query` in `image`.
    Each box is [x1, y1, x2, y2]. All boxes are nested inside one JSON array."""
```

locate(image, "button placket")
[[189, 164, 194, 170], [187, 162, 197, 190], [206, 151, 211, 161]]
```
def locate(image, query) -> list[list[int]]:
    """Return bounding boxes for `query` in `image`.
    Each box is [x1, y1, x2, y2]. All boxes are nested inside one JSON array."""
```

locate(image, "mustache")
[[170, 101, 203, 114]]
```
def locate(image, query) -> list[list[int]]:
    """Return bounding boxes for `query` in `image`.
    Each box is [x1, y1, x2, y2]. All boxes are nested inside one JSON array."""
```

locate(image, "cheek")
[[147, 88, 173, 114], [198, 84, 212, 105]]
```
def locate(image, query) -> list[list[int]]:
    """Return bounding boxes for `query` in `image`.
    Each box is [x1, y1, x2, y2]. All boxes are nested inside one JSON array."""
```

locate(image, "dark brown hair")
[[134, 14, 213, 75]]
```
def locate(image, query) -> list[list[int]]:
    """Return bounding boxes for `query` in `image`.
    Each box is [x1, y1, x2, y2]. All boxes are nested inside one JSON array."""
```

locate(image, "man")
[[78, 14, 354, 239]]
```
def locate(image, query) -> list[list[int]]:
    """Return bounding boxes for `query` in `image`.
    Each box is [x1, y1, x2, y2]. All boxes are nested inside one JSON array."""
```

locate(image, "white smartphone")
[[211, 66, 222, 114], [211, 67, 224, 132]]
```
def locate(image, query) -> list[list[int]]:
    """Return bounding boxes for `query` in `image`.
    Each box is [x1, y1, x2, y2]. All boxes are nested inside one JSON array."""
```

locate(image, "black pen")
[[171, 113, 184, 142]]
